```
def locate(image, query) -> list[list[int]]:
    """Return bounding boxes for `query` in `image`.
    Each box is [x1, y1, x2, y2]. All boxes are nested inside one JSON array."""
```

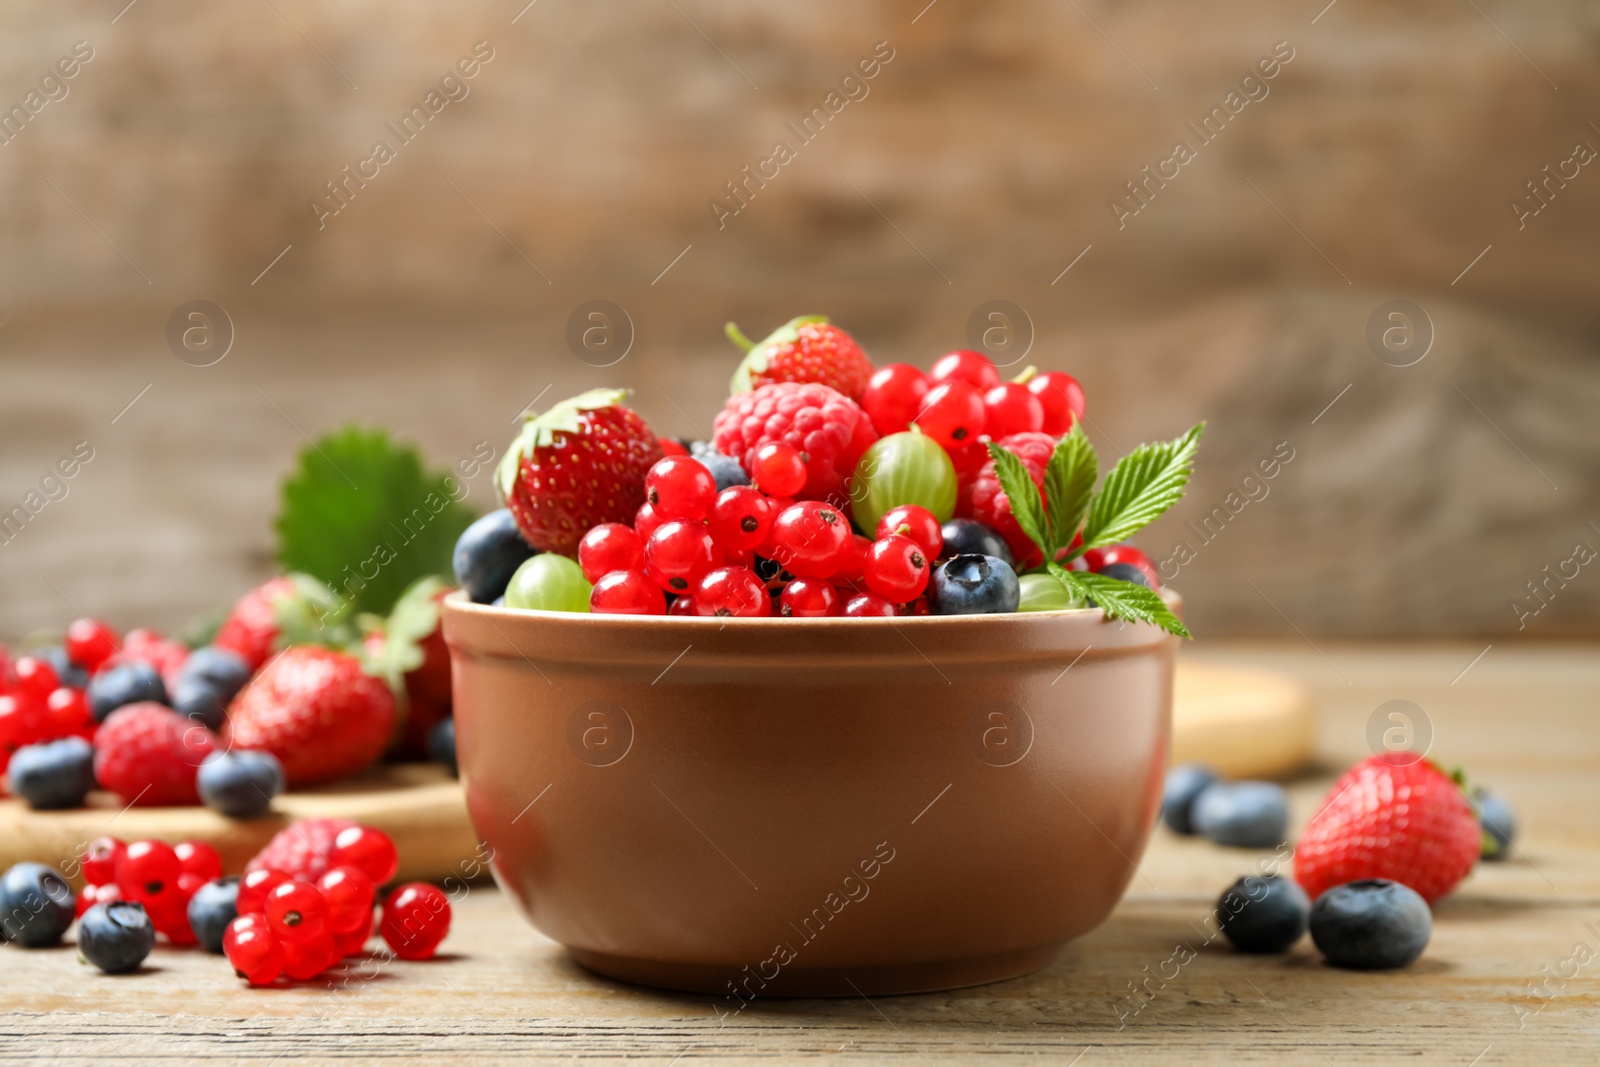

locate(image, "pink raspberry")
[[92, 702, 217, 806], [964, 432, 1056, 568], [712, 382, 877, 504], [245, 817, 358, 882]]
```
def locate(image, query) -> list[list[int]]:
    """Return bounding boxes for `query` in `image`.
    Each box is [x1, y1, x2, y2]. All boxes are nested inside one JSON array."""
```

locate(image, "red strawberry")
[[495, 389, 663, 557], [964, 431, 1056, 568], [245, 817, 357, 881], [713, 381, 878, 505], [363, 579, 453, 760], [727, 316, 874, 402], [93, 702, 218, 805], [213, 577, 297, 670], [224, 647, 395, 787], [1294, 753, 1480, 904]]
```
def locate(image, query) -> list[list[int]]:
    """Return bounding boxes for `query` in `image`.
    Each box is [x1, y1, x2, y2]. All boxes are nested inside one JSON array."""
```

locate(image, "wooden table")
[[5, 643, 1597, 1064]]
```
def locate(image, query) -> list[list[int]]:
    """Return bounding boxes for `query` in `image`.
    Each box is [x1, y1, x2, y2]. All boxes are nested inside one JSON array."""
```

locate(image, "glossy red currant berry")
[[76, 881, 121, 916], [930, 349, 1001, 391], [237, 868, 291, 916], [43, 687, 91, 739], [0, 694, 46, 756], [749, 442, 807, 497], [381, 882, 452, 961], [861, 363, 931, 436], [224, 919, 285, 986], [175, 840, 222, 882], [12, 656, 59, 702], [578, 523, 643, 584], [843, 592, 898, 617], [658, 437, 690, 457], [82, 837, 126, 887], [633, 502, 665, 542], [833, 534, 872, 587], [645, 455, 717, 521], [874, 505, 943, 560], [864, 535, 930, 602], [117, 839, 181, 905], [1027, 370, 1086, 435], [66, 618, 120, 672], [668, 594, 698, 615], [769, 502, 850, 579], [708, 486, 774, 553], [1082, 544, 1161, 587], [778, 578, 841, 617], [590, 569, 667, 615], [983, 382, 1045, 438], [336, 908, 375, 957], [331, 825, 399, 886], [265, 880, 328, 941], [913, 381, 987, 451], [644, 520, 718, 594], [282, 928, 337, 980], [694, 566, 771, 617]]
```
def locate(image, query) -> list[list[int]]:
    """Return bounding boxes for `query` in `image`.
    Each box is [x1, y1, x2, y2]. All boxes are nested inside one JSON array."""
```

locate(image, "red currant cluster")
[[78, 835, 222, 943]]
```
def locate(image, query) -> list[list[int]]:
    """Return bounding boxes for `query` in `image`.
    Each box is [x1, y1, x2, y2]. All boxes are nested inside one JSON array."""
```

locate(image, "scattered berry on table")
[[1474, 785, 1517, 860], [727, 316, 874, 401], [66, 617, 120, 672], [427, 718, 457, 778], [245, 818, 357, 883], [590, 569, 666, 615], [79, 901, 157, 973], [116, 839, 182, 910], [1017, 572, 1083, 612], [12, 655, 60, 703], [282, 928, 338, 980], [1191, 781, 1288, 848], [331, 825, 400, 886], [237, 869, 291, 916], [265, 880, 328, 940], [0, 694, 46, 771], [577, 523, 643, 584], [170, 646, 252, 731], [864, 535, 931, 604], [929, 349, 1001, 391], [176, 840, 223, 882], [769, 502, 851, 579], [1161, 763, 1222, 834], [453, 508, 539, 604], [503, 554, 593, 613], [708, 486, 776, 554], [44, 686, 92, 739], [779, 577, 841, 617], [38, 646, 89, 690], [0, 862, 75, 946], [6, 736, 95, 809], [1309, 879, 1431, 970], [224, 917, 286, 986], [1216, 874, 1311, 954], [213, 576, 299, 670], [187, 877, 240, 953], [86, 662, 167, 724], [94, 702, 216, 805], [83, 837, 126, 887], [912, 380, 986, 452], [927, 554, 1021, 615], [317, 865, 376, 935], [694, 566, 771, 618], [713, 381, 877, 503], [645, 455, 717, 521], [861, 362, 931, 437], [643, 520, 718, 594], [843, 592, 897, 617], [77, 881, 122, 916], [1294, 753, 1480, 903], [982, 382, 1045, 438], [381, 882, 451, 960], [198, 749, 285, 818]]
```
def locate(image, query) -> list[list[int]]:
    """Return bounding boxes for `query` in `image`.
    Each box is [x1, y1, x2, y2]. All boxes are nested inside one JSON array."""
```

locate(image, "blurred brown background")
[[1, 0, 1596, 642]]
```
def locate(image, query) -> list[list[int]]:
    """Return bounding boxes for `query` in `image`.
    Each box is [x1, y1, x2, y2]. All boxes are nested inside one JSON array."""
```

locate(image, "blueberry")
[[1474, 786, 1517, 860], [698, 452, 750, 492], [38, 645, 89, 689], [186, 877, 239, 953], [939, 519, 1014, 566], [87, 661, 167, 723], [928, 554, 1021, 614], [1097, 562, 1151, 587], [170, 646, 251, 730], [197, 750, 284, 818], [6, 737, 95, 810], [1191, 781, 1288, 848], [1162, 762, 1221, 834], [1216, 874, 1311, 953], [453, 509, 538, 604], [0, 862, 75, 946], [428, 718, 457, 778], [1309, 879, 1431, 970], [78, 901, 156, 973]]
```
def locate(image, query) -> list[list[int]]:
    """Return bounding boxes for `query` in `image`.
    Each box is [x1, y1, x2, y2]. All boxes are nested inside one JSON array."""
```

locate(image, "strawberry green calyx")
[[1010, 365, 1039, 386], [495, 387, 631, 502], [728, 315, 830, 394]]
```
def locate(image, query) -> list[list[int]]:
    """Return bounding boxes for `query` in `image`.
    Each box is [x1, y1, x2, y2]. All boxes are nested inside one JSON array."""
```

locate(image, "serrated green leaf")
[[986, 441, 1049, 557], [1068, 570, 1191, 638], [276, 426, 478, 617], [1044, 423, 1097, 558], [1082, 422, 1205, 550]]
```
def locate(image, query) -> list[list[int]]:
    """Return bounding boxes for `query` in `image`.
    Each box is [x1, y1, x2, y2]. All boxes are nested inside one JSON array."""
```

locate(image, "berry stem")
[[1009, 365, 1039, 385], [725, 323, 757, 353]]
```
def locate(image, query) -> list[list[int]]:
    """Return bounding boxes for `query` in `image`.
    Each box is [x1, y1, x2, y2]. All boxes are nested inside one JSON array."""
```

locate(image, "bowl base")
[[567, 942, 1064, 997]]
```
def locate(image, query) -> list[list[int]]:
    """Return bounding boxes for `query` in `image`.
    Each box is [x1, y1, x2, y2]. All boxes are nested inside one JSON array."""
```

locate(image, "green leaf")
[[1044, 423, 1097, 558], [1058, 567, 1191, 638], [276, 426, 479, 617], [1082, 422, 1205, 550], [494, 388, 629, 502], [985, 441, 1049, 558]]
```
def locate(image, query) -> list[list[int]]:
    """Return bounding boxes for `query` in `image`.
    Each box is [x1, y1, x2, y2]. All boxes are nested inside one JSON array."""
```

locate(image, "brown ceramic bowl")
[[443, 593, 1178, 997]]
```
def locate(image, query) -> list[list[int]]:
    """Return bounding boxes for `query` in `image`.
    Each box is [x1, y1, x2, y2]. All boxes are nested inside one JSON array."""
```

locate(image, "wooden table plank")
[[3, 642, 1597, 1065]]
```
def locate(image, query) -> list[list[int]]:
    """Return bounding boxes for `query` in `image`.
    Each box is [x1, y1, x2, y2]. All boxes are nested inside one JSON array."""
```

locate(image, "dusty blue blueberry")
[[1162, 763, 1221, 834], [1192, 781, 1288, 848], [38, 645, 89, 689], [1474, 786, 1517, 860], [928, 554, 1021, 614], [1097, 562, 1151, 587], [0, 862, 75, 947], [78, 901, 156, 973], [197, 750, 284, 818], [428, 718, 457, 778], [939, 519, 1013, 566], [186, 877, 240, 953], [87, 662, 167, 723], [1217, 874, 1310, 953], [6, 737, 95, 810], [1309, 879, 1431, 970], [697, 452, 749, 492], [453, 509, 537, 604], [171, 646, 251, 730]]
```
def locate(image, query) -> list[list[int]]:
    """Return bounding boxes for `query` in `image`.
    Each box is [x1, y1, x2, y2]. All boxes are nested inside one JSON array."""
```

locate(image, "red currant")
[[778, 578, 841, 617], [930, 349, 1001, 391], [983, 382, 1045, 438], [381, 882, 452, 960], [861, 363, 931, 436], [224, 920, 284, 985], [864, 535, 930, 602], [331, 825, 399, 885], [266, 880, 328, 940], [749, 442, 806, 497], [694, 566, 771, 617], [0, 694, 45, 756], [668, 593, 698, 615], [769, 502, 850, 579], [708, 486, 774, 553], [658, 437, 690, 457], [43, 687, 90, 739], [833, 534, 872, 587], [874, 505, 943, 559], [578, 523, 643, 584], [1082, 544, 1161, 587], [913, 381, 987, 451], [76, 881, 121, 916], [1027, 370, 1086, 435], [66, 618, 120, 672], [336, 908, 375, 957], [843, 592, 897, 617], [12, 656, 59, 702], [281, 928, 337, 979], [237, 868, 291, 916], [633, 502, 665, 542], [117, 840, 182, 906], [82, 837, 125, 887], [644, 520, 717, 594], [590, 569, 667, 615], [150, 889, 198, 945], [175, 840, 222, 882], [646, 455, 717, 521]]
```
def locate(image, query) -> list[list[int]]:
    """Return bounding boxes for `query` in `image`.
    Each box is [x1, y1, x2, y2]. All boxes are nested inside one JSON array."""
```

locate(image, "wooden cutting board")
[[0, 660, 1313, 884]]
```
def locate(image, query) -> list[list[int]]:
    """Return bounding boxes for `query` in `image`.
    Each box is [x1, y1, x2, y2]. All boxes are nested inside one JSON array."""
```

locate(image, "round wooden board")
[[0, 660, 1311, 883]]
